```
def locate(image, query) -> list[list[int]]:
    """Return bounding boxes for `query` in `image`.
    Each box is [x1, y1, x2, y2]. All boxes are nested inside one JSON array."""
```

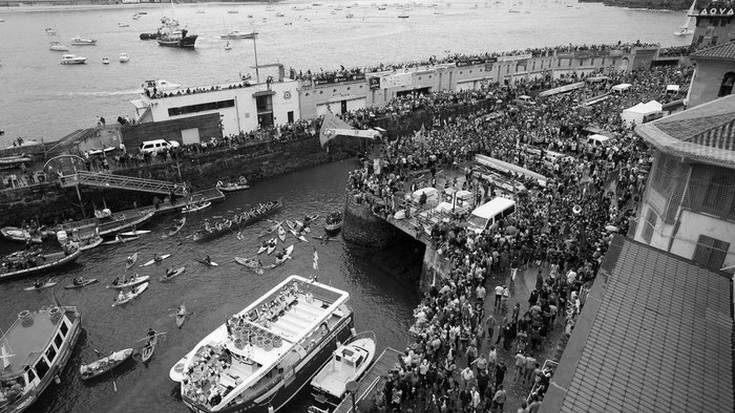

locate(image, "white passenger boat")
[[60, 54, 87, 65], [0, 305, 82, 412], [170, 275, 354, 413], [310, 331, 376, 405], [49, 41, 69, 52], [70, 36, 97, 46]]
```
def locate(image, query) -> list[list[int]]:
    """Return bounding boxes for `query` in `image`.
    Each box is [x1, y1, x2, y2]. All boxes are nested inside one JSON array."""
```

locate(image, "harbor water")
[[0, 159, 422, 413], [0, 0, 690, 141]]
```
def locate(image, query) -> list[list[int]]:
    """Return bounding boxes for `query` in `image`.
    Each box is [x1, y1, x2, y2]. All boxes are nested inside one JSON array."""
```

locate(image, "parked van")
[[466, 197, 516, 234], [138, 139, 180, 154]]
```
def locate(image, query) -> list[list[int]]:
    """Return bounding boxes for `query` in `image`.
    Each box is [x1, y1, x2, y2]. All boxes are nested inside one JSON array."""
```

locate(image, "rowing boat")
[[125, 252, 138, 269], [160, 266, 186, 282], [24, 279, 57, 291], [195, 258, 219, 267], [64, 278, 98, 289], [112, 282, 149, 307], [80, 348, 134, 380], [141, 333, 158, 363], [140, 254, 171, 267], [266, 238, 277, 255], [107, 274, 150, 290], [192, 200, 282, 242], [234, 256, 264, 275], [182, 201, 212, 214], [0, 227, 44, 244], [0, 248, 82, 282], [163, 217, 187, 238]]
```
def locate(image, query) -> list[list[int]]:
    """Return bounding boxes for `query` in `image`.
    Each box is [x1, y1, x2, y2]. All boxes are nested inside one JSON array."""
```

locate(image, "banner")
[[369, 77, 381, 90], [380, 72, 412, 89], [319, 112, 381, 147]]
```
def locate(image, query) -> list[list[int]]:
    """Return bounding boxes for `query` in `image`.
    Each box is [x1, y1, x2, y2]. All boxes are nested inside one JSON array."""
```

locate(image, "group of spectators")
[[346, 63, 689, 412]]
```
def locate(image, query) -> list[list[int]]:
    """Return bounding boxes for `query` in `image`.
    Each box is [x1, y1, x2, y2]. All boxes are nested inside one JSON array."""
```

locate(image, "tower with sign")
[[690, 0, 735, 48]]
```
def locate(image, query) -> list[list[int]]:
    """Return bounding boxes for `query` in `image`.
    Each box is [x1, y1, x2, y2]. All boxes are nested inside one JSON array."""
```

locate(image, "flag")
[[313, 249, 319, 271]]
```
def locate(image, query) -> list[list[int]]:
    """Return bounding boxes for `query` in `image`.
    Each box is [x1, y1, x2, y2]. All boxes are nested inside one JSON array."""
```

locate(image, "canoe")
[[103, 235, 138, 246], [257, 244, 268, 254], [80, 348, 134, 380], [160, 266, 186, 282], [0, 227, 44, 244], [195, 258, 219, 267], [277, 225, 286, 242], [119, 230, 151, 237], [107, 274, 150, 290], [234, 257, 264, 275], [0, 248, 82, 282], [112, 282, 149, 307], [140, 254, 171, 267], [163, 217, 186, 238], [288, 228, 309, 242], [182, 201, 212, 214], [24, 280, 57, 291], [216, 182, 250, 192], [141, 334, 157, 363], [125, 252, 139, 269], [176, 305, 186, 328], [64, 278, 98, 289]]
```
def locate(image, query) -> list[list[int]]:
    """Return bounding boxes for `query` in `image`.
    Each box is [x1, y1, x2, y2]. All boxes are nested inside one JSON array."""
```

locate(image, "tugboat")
[[0, 304, 82, 413], [157, 28, 197, 49]]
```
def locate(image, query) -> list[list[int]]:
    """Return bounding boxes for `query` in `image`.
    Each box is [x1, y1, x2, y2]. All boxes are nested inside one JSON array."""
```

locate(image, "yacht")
[[70, 36, 97, 46], [220, 30, 257, 40], [49, 41, 69, 52], [60, 54, 87, 65], [169, 275, 354, 413], [0, 305, 82, 413], [310, 331, 376, 406]]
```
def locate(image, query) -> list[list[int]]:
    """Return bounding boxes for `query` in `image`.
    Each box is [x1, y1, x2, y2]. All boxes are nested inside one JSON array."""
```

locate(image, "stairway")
[[58, 171, 185, 196]]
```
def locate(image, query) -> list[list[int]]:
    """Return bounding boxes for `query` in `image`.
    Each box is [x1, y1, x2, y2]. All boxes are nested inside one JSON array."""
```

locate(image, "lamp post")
[[345, 380, 358, 413]]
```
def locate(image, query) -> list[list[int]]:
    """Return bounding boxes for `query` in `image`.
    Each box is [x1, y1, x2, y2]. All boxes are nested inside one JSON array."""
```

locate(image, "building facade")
[[690, 0, 735, 48], [686, 41, 735, 108], [634, 95, 735, 270]]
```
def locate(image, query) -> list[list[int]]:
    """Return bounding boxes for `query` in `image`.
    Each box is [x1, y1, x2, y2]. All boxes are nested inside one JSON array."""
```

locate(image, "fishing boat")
[[64, 277, 98, 289], [0, 247, 82, 282], [79, 348, 134, 380], [140, 254, 171, 267], [176, 305, 187, 328], [49, 41, 69, 51], [182, 201, 211, 214], [157, 28, 198, 49], [112, 282, 149, 307], [324, 211, 343, 234], [234, 257, 264, 275], [170, 275, 354, 413], [0, 305, 82, 412], [674, 0, 695, 36], [24, 278, 57, 291], [215, 179, 250, 192], [192, 200, 281, 242], [119, 52, 130, 63], [107, 274, 149, 290], [60, 54, 87, 65], [1, 226, 44, 244], [220, 29, 256, 39], [70, 36, 97, 46], [310, 331, 377, 405], [160, 266, 186, 282]]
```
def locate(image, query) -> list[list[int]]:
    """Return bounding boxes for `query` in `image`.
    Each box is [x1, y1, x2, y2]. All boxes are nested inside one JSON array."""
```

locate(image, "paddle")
[[135, 331, 168, 343]]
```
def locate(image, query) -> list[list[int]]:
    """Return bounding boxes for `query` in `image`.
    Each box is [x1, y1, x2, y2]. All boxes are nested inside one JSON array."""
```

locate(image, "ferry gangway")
[[58, 171, 186, 196]]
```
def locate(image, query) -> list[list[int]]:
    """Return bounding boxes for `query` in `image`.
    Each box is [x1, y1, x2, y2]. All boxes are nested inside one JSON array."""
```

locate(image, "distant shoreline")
[[0, 1, 269, 14]]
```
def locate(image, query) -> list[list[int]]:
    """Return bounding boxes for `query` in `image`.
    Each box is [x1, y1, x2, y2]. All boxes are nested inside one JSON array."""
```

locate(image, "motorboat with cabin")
[[70, 36, 96, 46], [157, 28, 197, 49], [102, 57, 110, 65], [169, 275, 354, 413], [310, 331, 376, 406], [0, 305, 81, 413], [48, 41, 69, 52], [119, 52, 130, 63], [60, 54, 87, 65]]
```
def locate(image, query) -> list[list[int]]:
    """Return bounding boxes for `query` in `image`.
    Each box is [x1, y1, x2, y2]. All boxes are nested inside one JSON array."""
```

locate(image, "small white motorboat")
[[102, 57, 110, 65], [119, 52, 130, 63], [71, 36, 97, 46], [45, 27, 56, 35], [60, 54, 87, 65], [49, 41, 69, 52], [310, 331, 377, 405]]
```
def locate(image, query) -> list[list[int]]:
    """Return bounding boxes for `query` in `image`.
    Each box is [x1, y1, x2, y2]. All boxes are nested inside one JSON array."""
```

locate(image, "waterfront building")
[[131, 64, 300, 138], [689, 0, 735, 48], [633, 94, 735, 270], [540, 236, 733, 413], [686, 41, 735, 108]]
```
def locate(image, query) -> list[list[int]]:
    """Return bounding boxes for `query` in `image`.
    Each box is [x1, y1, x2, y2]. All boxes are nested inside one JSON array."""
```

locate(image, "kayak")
[[80, 348, 134, 380], [268, 245, 294, 269], [163, 217, 187, 238], [266, 238, 277, 255], [125, 252, 139, 269], [288, 228, 309, 242], [64, 278, 99, 289], [140, 254, 171, 267], [195, 258, 219, 267], [112, 282, 149, 307], [141, 333, 157, 363], [160, 266, 186, 282], [277, 225, 286, 242], [257, 243, 269, 254], [176, 305, 187, 328], [182, 201, 212, 214], [104, 235, 139, 246], [119, 230, 151, 237], [107, 274, 150, 290], [234, 257, 264, 275], [24, 280, 57, 291]]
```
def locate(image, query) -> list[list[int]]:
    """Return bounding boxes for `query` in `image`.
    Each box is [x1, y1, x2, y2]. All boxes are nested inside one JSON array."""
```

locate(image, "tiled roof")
[[540, 236, 733, 413], [636, 94, 735, 168], [691, 41, 735, 62]]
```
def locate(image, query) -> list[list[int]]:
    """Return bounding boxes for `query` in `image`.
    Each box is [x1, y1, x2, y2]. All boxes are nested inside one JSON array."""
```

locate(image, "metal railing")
[[58, 171, 184, 196]]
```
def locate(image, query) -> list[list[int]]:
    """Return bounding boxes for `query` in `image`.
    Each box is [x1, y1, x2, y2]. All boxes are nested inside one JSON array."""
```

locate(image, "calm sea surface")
[[0, 0, 689, 142], [0, 159, 424, 412]]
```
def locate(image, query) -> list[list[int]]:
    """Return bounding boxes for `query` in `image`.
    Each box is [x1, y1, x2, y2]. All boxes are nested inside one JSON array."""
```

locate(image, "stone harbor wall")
[[342, 191, 404, 248]]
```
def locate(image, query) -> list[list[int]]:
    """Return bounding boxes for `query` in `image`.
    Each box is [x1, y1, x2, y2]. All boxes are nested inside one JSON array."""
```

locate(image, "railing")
[[58, 171, 184, 195]]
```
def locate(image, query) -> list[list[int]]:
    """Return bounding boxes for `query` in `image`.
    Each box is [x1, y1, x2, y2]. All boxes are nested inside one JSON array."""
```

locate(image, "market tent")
[[621, 100, 662, 128], [666, 84, 680, 94]]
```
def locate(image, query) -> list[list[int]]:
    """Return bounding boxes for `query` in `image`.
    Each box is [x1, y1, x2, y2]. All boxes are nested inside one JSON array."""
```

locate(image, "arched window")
[[718, 72, 735, 97]]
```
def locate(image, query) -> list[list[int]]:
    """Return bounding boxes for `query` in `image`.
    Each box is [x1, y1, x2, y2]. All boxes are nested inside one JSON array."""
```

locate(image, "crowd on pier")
[[346, 64, 688, 412]]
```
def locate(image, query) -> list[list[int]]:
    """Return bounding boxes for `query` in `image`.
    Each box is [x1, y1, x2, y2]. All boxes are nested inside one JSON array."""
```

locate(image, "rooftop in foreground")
[[540, 236, 734, 413]]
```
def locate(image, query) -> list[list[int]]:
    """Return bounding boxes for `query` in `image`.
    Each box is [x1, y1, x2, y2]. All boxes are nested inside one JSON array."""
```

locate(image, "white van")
[[466, 197, 516, 234], [138, 139, 180, 154]]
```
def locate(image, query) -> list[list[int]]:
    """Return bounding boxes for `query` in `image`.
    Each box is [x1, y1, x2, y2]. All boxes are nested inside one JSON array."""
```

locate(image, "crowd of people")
[[346, 63, 689, 412]]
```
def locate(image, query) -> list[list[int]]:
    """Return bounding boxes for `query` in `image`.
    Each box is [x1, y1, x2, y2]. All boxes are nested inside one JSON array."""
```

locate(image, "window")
[[703, 175, 729, 210], [641, 208, 657, 244], [287, 111, 294, 123], [168, 99, 235, 117], [255, 95, 272, 113], [54, 333, 63, 349], [26, 367, 36, 383], [46, 346, 57, 363], [718, 72, 735, 97], [60, 321, 68, 336], [693, 235, 729, 270], [35, 359, 49, 380], [712, 36, 719, 45]]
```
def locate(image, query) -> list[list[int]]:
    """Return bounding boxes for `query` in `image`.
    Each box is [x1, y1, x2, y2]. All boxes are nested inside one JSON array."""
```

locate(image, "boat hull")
[[183, 314, 354, 413], [0, 249, 82, 282]]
